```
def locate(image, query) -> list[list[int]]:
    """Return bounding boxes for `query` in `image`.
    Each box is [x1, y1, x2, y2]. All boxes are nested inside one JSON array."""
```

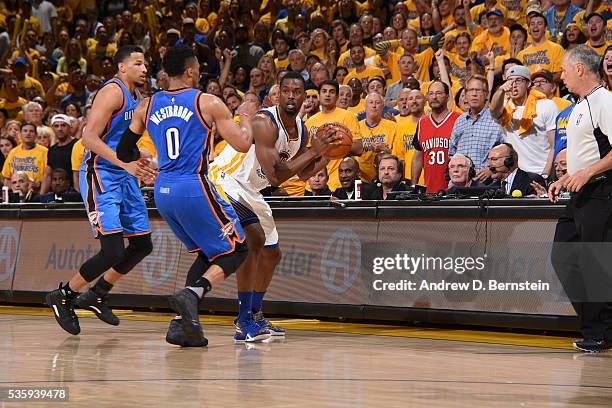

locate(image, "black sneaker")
[[573, 338, 612, 353], [165, 317, 209, 347], [74, 290, 120, 326], [46, 285, 80, 335], [167, 289, 207, 347]]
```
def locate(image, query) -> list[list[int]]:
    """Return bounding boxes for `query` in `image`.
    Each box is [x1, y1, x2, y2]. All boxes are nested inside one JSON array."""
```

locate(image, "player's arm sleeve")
[[117, 127, 143, 163]]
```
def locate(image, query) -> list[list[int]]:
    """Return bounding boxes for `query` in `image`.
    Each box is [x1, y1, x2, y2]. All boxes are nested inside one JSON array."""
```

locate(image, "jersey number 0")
[[166, 127, 180, 160]]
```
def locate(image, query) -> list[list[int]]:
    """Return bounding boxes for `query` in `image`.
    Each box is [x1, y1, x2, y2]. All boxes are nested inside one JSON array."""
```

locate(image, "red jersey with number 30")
[[413, 111, 461, 193]]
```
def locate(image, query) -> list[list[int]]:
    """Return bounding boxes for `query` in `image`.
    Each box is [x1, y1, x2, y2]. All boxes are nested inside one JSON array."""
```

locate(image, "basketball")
[[315, 122, 353, 159]]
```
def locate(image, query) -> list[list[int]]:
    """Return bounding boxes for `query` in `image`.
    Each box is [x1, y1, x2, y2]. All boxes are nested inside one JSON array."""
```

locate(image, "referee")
[[549, 45, 612, 352]]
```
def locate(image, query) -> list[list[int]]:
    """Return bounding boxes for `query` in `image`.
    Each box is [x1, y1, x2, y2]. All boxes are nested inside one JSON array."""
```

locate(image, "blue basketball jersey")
[[146, 88, 211, 175], [82, 78, 140, 182]]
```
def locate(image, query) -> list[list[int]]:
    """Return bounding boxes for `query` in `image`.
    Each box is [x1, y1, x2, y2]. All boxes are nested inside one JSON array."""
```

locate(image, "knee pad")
[[79, 233, 126, 282], [213, 241, 249, 278], [114, 233, 153, 274], [185, 251, 211, 286]]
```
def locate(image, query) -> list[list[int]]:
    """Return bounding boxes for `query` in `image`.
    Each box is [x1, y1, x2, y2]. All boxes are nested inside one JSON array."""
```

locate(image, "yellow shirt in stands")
[[10, 48, 41, 63], [403, 0, 419, 20], [71, 139, 84, 172], [338, 46, 376, 70], [517, 40, 564, 74], [275, 56, 289, 70], [586, 40, 612, 56], [87, 43, 118, 77], [552, 97, 572, 112], [357, 118, 397, 181], [137, 130, 157, 157], [348, 99, 366, 117], [447, 52, 469, 83], [373, 53, 400, 85], [305, 107, 362, 191], [0, 97, 27, 119], [343, 65, 385, 88], [1, 144, 48, 183], [392, 115, 425, 183], [470, 3, 508, 22], [501, 0, 526, 24], [395, 48, 434, 82], [279, 176, 307, 196], [471, 27, 511, 57]]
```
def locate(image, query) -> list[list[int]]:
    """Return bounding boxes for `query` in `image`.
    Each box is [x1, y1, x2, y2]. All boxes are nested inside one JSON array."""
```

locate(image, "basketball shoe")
[[234, 316, 271, 342], [573, 338, 612, 353], [254, 311, 286, 336], [168, 289, 207, 347], [165, 316, 209, 347], [74, 290, 120, 326], [46, 283, 80, 335]]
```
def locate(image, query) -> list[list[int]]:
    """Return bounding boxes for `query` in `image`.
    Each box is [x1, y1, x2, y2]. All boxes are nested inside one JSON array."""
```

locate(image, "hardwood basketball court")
[[1, 306, 611, 407]]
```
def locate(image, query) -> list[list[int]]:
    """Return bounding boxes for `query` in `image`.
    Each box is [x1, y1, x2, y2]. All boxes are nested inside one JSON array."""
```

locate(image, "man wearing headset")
[[486, 143, 546, 196], [445, 154, 486, 194]]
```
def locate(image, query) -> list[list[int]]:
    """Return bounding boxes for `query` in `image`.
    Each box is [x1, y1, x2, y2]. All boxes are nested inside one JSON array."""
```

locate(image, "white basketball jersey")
[[209, 106, 305, 191]]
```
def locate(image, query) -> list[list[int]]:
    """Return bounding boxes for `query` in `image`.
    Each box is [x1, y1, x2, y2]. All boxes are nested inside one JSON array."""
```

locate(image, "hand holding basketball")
[[313, 122, 353, 159]]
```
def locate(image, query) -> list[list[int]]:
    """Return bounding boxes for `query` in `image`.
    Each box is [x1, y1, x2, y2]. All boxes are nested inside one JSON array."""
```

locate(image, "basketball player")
[[208, 71, 338, 340], [117, 45, 268, 346], [411, 81, 461, 194], [46, 46, 156, 335]]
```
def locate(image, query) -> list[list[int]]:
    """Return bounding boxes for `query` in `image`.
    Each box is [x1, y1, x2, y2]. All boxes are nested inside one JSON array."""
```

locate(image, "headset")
[[445, 154, 477, 182]]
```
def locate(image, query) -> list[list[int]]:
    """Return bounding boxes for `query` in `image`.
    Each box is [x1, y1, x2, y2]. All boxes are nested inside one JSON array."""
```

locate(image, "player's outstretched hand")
[[123, 158, 158, 184]]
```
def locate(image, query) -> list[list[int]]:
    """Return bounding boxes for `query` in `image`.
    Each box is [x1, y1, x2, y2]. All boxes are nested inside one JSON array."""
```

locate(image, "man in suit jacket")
[[486, 143, 546, 196]]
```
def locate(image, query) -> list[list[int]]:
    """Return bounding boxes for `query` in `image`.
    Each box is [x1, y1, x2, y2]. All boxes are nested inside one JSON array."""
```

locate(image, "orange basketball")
[[315, 122, 353, 159]]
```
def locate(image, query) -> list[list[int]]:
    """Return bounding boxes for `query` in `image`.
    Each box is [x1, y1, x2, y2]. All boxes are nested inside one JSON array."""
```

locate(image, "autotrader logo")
[[320, 228, 362, 294], [141, 228, 179, 287], [0, 226, 18, 283]]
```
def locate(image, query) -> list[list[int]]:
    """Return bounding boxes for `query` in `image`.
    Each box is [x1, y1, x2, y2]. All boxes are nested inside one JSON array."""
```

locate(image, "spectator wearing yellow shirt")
[[1, 122, 47, 191], [0, 77, 27, 119], [584, 13, 611, 55], [470, 0, 508, 24], [338, 24, 377, 70], [332, 19, 350, 54], [471, 9, 511, 59], [4, 58, 45, 98], [357, 93, 397, 181], [305, 80, 363, 191], [56, 39, 87, 75], [447, 32, 471, 83], [87, 27, 118, 77], [393, 88, 426, 182], [396, 28, 435, 82], [347, 77, 366, 115], [384, 54, 418, 107], [343, 45, 385, 89], [531, 70, 573, 112], [517, 11, 564, 80], [9, 29, 41, 64]]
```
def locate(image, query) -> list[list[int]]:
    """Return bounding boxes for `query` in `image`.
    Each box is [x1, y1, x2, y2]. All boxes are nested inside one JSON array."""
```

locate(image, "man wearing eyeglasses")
[[490, 64, 559, 178], [449, 74, 503, 182]]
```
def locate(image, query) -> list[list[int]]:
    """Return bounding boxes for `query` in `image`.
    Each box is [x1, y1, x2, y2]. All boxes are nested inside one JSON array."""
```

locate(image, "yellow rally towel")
[[501, 89, 547, 137]]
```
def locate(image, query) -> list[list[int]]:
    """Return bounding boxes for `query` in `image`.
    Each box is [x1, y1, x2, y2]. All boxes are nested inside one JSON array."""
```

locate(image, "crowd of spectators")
[[0, 0, 609, 202]]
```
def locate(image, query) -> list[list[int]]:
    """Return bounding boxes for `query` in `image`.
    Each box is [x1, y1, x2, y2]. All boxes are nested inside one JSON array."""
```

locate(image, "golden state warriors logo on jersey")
[[279, 150, 291, 162]]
